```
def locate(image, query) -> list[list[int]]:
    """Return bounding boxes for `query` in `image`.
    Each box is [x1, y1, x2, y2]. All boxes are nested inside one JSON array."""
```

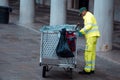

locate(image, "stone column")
[[89, 0, 94, 13], [94, 0, 114, 51], [36, 0, 44, 5], [36, 0, 40, 4], [0, 0, 8, 6], [67, 0, 72, 9], [40, 0, 44, 5], [44, 0, 50, 6], [19, 0, 34, 25], [50, 0, 67, 25]]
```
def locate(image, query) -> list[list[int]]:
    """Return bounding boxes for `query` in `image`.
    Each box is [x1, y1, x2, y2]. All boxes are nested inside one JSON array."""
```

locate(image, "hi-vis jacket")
[[80, 11, 100, 38]]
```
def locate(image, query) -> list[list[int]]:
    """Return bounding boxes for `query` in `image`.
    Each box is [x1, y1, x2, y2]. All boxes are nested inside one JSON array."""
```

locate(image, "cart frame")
[[39, 25, 78, 78]]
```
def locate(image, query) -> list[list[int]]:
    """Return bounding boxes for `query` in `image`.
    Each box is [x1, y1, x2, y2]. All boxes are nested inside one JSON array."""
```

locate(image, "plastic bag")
[[66, 31, 76, 52], [56, 28, 74, 58]]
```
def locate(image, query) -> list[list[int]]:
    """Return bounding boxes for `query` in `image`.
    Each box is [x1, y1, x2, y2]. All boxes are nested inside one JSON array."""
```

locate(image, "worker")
[[78, 7, 100, 74]]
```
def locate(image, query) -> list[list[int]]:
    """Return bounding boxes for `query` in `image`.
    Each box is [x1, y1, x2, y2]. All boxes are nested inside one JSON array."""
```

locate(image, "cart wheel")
[[39, 63, 42, 66], [74, 64, 77, 68], [69, 68, 73, 79], [42, 66, 47, 78]]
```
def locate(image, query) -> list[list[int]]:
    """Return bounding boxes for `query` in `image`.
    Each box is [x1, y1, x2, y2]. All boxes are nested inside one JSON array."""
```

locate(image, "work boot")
[[91, 71, 95, 74], [78, 70, 91, 75]]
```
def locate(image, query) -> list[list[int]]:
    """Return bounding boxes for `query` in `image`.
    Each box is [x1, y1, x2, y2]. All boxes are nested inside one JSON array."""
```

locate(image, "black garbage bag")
[[56, 28, 74, 58]]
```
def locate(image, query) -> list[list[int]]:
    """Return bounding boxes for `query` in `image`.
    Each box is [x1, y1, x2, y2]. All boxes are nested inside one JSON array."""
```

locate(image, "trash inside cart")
[[39, 24, 78, 78]]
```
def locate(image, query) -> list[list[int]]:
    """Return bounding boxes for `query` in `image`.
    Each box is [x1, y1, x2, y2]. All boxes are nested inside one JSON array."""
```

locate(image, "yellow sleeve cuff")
[[80, 28, 85, 34]]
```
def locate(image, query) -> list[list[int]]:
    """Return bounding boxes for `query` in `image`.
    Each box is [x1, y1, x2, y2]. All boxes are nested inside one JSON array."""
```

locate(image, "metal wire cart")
[[39, 25, 78, 78]]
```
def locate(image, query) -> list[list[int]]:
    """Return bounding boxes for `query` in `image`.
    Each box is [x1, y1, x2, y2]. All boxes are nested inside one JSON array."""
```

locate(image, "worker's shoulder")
[[86, 11, 95, 19], [86, 11, 94, 16]]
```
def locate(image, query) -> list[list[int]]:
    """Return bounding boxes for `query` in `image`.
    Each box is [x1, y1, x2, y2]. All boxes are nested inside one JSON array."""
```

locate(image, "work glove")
[[78, 31, 83, 37]]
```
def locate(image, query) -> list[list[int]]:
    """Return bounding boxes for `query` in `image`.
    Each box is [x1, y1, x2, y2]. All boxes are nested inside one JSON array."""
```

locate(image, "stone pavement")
[[0, 23, 120, 80], [9, 5, 120, 65], [0, 6, 120, 80]]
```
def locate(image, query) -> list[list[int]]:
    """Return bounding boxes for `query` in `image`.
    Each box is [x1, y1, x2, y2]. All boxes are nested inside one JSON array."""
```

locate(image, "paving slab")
[[0, 24, 120, 80]]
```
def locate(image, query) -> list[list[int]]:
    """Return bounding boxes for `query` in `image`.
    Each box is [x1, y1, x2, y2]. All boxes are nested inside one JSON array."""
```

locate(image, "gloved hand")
[[78, 31, 82, 37]]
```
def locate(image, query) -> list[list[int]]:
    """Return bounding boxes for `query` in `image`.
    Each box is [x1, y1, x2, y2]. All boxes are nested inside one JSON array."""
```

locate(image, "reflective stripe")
[[83, 27, 89, 34], [86, 61, 92, 64], [91, 61, 95, 70], [92, 66, 95, 69], [86, 23, 98, 27], [86, 61, 95, 64], [91, 61, 95, 64], [85, 61, 95, 71], [83, 23, 99, 34], [85, 66, 92, 69], [86, 28, 99, 34]]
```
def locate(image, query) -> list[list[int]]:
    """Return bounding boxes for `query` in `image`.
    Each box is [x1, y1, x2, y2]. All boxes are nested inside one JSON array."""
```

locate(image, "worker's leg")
[[84, 37, 97, 72], [91, 37, 97, 71]]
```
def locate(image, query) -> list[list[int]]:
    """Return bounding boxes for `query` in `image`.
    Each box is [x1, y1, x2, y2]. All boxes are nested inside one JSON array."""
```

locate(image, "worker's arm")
[[80, 17, 92, 34]]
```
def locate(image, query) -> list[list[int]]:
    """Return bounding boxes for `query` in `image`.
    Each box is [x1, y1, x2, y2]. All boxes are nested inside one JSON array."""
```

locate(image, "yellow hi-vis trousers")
[[84, 37, 97, 72]]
